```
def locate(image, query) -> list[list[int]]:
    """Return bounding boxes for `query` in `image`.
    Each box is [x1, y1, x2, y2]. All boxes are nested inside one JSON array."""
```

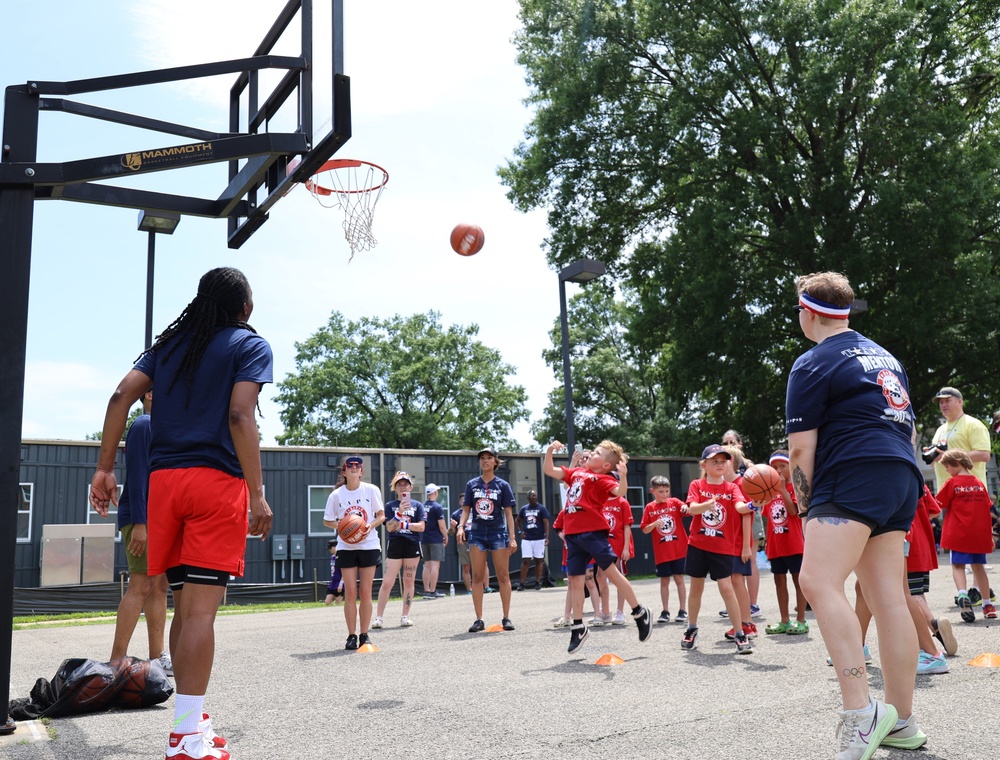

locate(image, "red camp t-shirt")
[[763, 484, 804, 560], [601, 496, 634, 557], [685, 479, 746, 555], [560, 466, 619, 535], [937, 474, 994, 554], [906, 485, 941, 573], [640, 498, 688, 563]]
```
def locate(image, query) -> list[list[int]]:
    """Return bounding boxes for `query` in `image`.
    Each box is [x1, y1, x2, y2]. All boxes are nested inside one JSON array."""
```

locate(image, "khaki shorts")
[[120, 523, 149, 575], [456, 539, 471, 566]]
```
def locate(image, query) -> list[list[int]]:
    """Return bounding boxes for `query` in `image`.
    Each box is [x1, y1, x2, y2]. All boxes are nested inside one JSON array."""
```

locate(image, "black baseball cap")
[[344, 455, 364, 466], [477, 446, 499, 458]]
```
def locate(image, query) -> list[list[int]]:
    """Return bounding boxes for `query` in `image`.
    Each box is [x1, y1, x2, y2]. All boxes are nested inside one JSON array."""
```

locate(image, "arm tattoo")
[[792, 466, 811, 512]]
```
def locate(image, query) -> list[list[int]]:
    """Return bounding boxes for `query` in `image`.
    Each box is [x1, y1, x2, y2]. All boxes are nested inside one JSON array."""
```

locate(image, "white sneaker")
[[199, 714, 227, 750], [589, 615, 606, 627], [158, 650, 173, 677], [612, 611, 626, 626], [881, 714, 928, 750], [400, 615, 413, 627], [371, 616, 383, 629], [835, 699, 897, 760], [553, 617, 569, 628], [166, 731, 229, 759]]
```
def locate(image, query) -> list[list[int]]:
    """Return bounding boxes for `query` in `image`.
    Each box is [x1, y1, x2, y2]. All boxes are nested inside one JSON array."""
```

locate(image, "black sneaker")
[[681, 627, 698, 650], [657, 610, 671, 624], [735, 633, 753, 655], [633, 605, 652, 642], [568, 624, 589, 654], [345, 634, 358, 651], [958, 593, 975, 623], [515, 583, 524, 592], [358, 632, 371, 647], [468, 618, 485, 633], [969, 587, 983, 607], [533, 582, 541, 591], [502, 618, 515, 631]]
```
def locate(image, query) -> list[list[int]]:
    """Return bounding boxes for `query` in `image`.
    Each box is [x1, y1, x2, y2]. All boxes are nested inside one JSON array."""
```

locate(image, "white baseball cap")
[[425, 484, 441, 495]]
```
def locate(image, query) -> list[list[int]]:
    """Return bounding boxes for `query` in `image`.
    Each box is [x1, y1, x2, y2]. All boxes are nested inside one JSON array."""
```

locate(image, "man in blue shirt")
[[515, 491, 551, 591]]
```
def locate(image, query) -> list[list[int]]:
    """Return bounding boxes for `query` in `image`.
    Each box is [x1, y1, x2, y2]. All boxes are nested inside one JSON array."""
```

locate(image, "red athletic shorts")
[[147, 467, 249, 577]]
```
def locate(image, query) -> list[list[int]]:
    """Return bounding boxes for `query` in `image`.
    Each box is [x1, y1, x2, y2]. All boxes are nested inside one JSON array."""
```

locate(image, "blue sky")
[[4, 1, 570, 447]]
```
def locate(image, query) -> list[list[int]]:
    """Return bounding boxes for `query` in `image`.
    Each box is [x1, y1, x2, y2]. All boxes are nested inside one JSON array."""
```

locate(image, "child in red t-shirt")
[[906, 485, 955, 672], [722, 446, 756, 641], [640, 475, 688, 624], [681, 444, 753, 654], [544, 439, 652, 654], [761, 451, 808, 635], [936, 449, 997, 621]]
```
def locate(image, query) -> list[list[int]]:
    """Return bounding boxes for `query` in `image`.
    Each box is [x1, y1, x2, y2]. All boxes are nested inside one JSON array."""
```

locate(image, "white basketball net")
[[305, 160, 388, 262]]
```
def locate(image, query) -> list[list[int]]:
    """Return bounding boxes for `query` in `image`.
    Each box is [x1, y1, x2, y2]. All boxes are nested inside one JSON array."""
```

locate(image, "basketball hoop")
[[298, 159, 389, 261]]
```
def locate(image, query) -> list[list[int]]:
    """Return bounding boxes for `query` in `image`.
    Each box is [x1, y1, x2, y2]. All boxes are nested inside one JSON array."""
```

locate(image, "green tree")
[[503, 0, 1000, 459], [86, 405, 144, 443], [276, 311, 529, 449]]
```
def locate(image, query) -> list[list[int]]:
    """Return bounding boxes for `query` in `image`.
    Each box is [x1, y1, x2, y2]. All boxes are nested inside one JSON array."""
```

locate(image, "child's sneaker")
[[969, 587, 983, 607], [400, 615, 413, 627], [553, 616, 569, 628], [675, 609, 688, 622], [657, 610, 671, 624], [725, 623, 756, 641], [826, 644, 871, 667], [718, 609, 729, 618], [633, 606, 652, 642], [681, 627, 698, 650], [358, 632, 372, 647], [199, 714, 227, 750], [734, 632, 753, 655], [501, 617, 515, 631], [916, 651, 948, 675], [345, 634, 358, 651], [931, 618, 958, 656], [957, 592, 975, 623], [984, 603, 997, 619], [371, 616, 383, 629], [166, 731, 229, 760], [834, 699, 897, 760], [468, 619, 485, 633], [158, 651, 173, 678], [589, 614, 606, 627], [881, 714, 928, 750], [612, 610, 627, 626], [750, 603, 761, 618], [568, 623, 589, 654]]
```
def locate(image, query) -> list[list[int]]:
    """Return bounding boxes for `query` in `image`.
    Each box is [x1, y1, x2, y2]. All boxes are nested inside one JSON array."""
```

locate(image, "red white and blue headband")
[[769, 453, 789, 466], [799, 292, 851, 319]]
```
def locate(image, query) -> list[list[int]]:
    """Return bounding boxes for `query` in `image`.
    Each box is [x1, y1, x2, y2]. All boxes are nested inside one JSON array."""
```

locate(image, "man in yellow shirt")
[[927, 387, 991, 487]]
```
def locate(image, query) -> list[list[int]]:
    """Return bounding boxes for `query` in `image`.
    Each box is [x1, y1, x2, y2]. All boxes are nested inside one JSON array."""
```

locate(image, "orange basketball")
[[740, 463, 783, 504], [338, 513, 367, 544], [450, 224, 485, 256]]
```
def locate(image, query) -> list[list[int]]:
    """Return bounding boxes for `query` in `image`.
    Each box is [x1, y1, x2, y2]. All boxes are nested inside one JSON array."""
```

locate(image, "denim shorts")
[[468, 530, 509, 552]]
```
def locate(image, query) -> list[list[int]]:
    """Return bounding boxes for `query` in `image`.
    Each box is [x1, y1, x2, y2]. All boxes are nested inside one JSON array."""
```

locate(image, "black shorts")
[[732, 556, 752, 576], [337, 548, 381, 569], [386, 540, 420, 560], [685, 545, 732, 580], [769, 554, 803, 575], [808, 461, 920, 536], [656, 558, 686, 577], [907, 571, 930, 596]]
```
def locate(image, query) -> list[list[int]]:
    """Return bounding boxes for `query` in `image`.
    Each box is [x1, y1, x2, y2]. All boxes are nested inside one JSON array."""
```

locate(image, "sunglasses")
[[345, 462, 362, 469], [792, 305, 804, 313]]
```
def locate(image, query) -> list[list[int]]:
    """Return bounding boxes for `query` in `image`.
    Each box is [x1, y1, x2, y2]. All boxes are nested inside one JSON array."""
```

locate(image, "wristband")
[[403, 520, 409, 531]]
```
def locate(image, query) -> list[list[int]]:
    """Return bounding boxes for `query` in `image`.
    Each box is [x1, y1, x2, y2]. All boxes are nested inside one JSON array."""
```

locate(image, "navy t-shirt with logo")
[[463, 476, 516, 533], [517, 504, 551, 541], [421, 500, 446, 545], [786, 331, 921, 489], [384, 498, 426, 547]]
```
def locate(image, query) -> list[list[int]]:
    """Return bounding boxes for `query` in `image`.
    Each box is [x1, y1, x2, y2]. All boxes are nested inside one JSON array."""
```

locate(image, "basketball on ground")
[[740, 463, 783, 504], [450, 224, 485, 256], [338, 513, 367, 544]]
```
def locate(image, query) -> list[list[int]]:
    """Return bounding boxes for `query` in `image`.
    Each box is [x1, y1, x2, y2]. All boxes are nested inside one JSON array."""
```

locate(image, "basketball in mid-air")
[[740, 463, 783, 504], [338, 513, 367, 544], [450, 224, 485, 256]]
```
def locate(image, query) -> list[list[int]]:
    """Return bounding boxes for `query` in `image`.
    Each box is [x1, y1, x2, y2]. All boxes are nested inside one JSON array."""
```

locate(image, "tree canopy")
[[276, 311, 529, 450], [503, 0, 1000, 460]]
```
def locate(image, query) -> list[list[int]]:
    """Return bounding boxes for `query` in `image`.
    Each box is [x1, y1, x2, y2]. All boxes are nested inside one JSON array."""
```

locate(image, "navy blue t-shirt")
[[117, 413, 151, 528], [420, 500, 446, 545], [134, 326, 273, 478], [384, 499, 426, 546], [786, 331, 921, 489], [517, 503, 551, 541], [464, 476, 516, 532]]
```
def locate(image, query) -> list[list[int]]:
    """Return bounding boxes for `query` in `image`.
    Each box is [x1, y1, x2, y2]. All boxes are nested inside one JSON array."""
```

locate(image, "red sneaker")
[[165, 732, 229, 760], [746, 623, 759, 639], [984, 603, 997, 620], [200, 713, 227, 749]]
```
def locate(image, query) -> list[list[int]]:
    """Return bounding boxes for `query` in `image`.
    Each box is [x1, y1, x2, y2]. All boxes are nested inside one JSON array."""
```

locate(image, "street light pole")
[[137, 211, 180, 349], [557, 258, 607, 457]]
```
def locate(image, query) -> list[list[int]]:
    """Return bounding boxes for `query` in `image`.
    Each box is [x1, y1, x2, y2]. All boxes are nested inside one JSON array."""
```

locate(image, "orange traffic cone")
[[485, 623, 504, 633], [356, 643, 380, 653], [595, 653, 625, 666], [969, 652, 1000, 667]]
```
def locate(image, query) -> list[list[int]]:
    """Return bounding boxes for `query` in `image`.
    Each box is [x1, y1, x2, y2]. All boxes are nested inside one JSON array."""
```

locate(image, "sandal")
[[765, 621, 789, 634], [787, 620, 809, 635]]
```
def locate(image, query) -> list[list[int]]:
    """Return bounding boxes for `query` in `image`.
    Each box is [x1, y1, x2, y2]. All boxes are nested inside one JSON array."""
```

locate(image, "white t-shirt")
[[325, 482, 384, 551]]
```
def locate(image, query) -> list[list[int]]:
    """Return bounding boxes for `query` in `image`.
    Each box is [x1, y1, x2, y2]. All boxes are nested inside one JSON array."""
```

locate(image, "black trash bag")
[[8, 656, 172, 720]]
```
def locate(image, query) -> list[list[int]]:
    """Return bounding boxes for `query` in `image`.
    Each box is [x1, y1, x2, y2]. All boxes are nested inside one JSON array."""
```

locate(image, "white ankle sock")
[[173, 693, 206, 734]]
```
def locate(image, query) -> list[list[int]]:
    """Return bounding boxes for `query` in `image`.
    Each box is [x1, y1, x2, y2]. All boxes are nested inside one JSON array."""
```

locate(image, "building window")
[[86, 484, 122, 540], [309, 485, 337, 536], [17, 483, 32, 543]]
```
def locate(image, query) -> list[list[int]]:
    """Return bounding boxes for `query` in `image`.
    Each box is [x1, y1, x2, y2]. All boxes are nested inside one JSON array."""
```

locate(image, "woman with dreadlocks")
[[90, 267, 273, 760]]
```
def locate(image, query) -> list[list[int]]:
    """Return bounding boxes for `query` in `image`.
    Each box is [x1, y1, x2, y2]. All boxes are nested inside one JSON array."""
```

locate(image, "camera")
[[921, 442, 947, 465]]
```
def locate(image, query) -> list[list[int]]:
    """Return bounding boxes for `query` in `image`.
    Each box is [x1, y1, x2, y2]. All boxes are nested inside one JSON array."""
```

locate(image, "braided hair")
[[140, 267, 257, 405]]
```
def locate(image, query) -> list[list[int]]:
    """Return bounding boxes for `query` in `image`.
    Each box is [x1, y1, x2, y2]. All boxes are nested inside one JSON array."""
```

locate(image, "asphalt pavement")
[[5, 555, 1000, 759]]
